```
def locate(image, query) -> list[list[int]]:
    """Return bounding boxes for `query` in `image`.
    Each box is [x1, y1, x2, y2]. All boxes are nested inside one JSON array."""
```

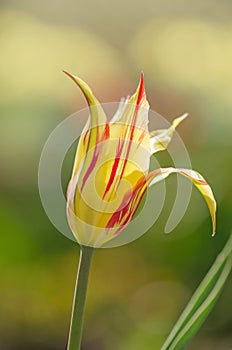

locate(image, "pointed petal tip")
[[62, 69, 71, 76], [62, 70, 100, 107], [171, 112, 189, 130], [177, 112, 189, 122], [136, 71, 146, 104], [139, 72, 145, 88], [62, 69, 77, 82]]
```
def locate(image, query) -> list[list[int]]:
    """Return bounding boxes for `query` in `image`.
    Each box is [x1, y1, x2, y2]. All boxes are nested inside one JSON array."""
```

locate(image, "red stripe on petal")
[[106, 174, 148, 231], [80, 146, 101, 191], [103, 138, 125, 199], [103, 123, 110, 140], [118, 74, 146, 182], [137, 72, 145, 105]]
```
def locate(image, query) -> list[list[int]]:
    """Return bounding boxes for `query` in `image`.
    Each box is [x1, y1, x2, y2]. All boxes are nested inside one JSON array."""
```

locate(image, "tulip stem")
[[67, 245, 94, 350]]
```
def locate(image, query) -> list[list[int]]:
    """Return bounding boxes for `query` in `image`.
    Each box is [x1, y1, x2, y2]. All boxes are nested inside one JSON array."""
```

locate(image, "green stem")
[[67, 245, 94, 350]]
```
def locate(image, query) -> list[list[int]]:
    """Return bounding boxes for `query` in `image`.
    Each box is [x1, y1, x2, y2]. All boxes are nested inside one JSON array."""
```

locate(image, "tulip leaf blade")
[[160, 234, 232, 350]]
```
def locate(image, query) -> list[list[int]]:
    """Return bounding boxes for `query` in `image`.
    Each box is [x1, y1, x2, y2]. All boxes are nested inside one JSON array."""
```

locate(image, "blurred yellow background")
[[0, 1, 231, 349]]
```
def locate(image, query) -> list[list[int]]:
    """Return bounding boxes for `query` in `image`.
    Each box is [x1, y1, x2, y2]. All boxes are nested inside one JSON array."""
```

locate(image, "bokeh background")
[[0, 0, 232, 349]]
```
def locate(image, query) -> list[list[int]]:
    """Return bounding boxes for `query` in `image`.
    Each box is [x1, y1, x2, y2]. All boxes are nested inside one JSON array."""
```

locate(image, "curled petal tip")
[[62, 69, 70, 76], [171, 113, 189, 129], [212, 231, 216, 237], [62, 69, 77, 82], [182, 112, 189, 119], [139, 72, 145, 90], [176, 112, 189, 123], [136, 72, 146, 105], [62, 70, 101, 108]]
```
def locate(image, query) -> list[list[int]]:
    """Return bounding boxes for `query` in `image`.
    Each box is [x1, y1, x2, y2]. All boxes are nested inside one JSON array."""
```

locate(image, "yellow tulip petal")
[[63, 70, 109, 175], [64, 71, 110, 204], [150, 113, 188, 154], [147, 167, 216, 235], [65, 74, 216, 248], [107, 74, 150, 188]]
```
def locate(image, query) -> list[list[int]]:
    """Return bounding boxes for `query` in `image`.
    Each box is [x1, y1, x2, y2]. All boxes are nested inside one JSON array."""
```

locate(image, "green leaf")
[[161, 234, 232, 350]]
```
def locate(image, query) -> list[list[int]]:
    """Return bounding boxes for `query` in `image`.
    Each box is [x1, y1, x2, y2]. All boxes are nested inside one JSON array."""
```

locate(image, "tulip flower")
[[64, 71, 216, 350], [65, 71, 216, 248]]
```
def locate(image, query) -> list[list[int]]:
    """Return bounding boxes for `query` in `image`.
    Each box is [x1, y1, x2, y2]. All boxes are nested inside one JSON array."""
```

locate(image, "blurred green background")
[[0, 0, 232, 349]]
